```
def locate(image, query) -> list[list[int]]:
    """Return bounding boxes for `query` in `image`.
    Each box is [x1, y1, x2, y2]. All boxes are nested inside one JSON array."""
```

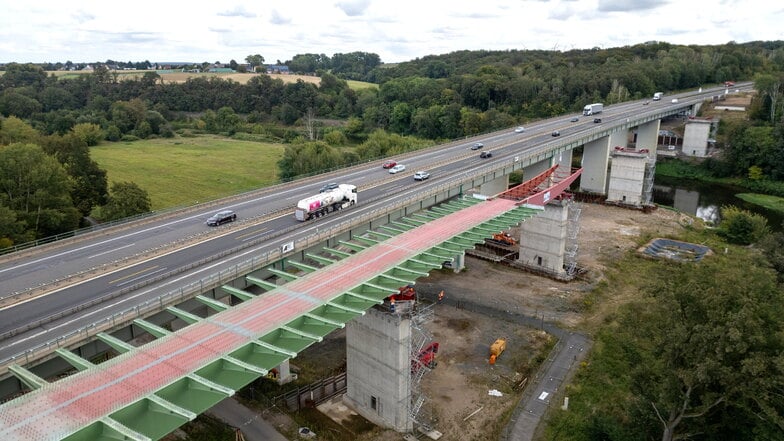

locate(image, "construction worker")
[[390, 297, 396, 312], [438, 290, 445, 302]]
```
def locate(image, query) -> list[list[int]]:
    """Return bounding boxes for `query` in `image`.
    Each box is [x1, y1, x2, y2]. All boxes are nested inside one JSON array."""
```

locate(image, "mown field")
[[40, 70, 379, 90], [90, 136, 284, 210]]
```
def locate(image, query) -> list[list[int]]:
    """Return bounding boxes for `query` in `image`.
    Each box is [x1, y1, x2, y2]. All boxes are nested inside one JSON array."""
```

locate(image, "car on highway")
[[206, 209, 237, 226], [382, 160, 397, 169], [470, 142, 484, 150], [319, 183, 339, 193], [643, 101, 650, 105], [479, 151, 493, 158], [593, 118, 602, 123], [413, 171, 430, 181], [514, 126, 525, 133], [551, 130, 560, 137], [570, 117, 579, 122], [389, 164, 406, 174]]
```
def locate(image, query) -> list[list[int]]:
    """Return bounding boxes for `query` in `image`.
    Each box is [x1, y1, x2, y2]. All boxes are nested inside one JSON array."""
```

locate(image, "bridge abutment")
[[517, 199, 570, 277]]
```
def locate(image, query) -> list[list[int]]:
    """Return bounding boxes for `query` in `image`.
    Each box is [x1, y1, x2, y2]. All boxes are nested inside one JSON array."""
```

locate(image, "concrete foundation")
[[518, 200, 569, 277], [344, 308, 412, 432]]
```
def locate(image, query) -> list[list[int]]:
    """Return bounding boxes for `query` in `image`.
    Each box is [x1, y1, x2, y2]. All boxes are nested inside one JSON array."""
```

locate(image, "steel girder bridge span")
[[0, 166, 581, 441]]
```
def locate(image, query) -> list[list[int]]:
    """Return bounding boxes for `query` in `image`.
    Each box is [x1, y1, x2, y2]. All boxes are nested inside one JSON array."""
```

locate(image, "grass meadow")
[[90, 136, 284, 210]]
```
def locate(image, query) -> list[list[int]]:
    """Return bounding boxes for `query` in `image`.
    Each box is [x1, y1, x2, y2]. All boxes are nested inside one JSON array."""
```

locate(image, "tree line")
[[1, 41, 784, 248]]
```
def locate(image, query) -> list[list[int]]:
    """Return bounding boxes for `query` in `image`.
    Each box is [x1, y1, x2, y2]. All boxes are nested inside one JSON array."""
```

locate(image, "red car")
[[382, 160, 397, 169]]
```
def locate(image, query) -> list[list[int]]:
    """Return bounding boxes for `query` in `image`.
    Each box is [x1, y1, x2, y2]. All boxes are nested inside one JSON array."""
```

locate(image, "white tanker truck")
[[294, 184, 357, 221]]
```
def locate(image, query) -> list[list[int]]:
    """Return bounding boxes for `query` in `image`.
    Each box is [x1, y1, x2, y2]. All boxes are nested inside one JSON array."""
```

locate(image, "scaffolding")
[[564, 199, 581, 276], [642, 158, 656, 205], [405, 300, 438, 431]]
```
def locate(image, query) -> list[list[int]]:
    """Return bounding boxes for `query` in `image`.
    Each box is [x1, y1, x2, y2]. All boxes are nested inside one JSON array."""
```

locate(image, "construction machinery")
[[489, 338, 506, 365], [487, 232, 517, 247], [412, 342, 439, 373]]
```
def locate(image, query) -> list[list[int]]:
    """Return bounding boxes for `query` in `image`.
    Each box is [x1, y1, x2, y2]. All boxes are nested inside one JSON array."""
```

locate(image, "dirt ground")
[[268, 202, 686, 441]]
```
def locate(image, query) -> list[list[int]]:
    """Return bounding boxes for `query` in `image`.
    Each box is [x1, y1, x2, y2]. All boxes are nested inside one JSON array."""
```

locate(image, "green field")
[[736, 193, 784, 214], [90, 136, 284, 210]]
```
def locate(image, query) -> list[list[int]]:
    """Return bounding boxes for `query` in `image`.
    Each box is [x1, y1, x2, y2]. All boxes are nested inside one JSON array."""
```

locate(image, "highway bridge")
[[0, 84, 749, 439]]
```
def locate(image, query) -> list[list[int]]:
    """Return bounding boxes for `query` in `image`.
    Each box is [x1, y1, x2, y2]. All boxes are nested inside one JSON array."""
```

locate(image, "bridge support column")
[[636, 119, 661, 152], [517, 199, 570, 278], [580, 131, 626, 194], [344, 308, 412, 432], [523, 160, 551, 180], [478, 174, 509, 198]]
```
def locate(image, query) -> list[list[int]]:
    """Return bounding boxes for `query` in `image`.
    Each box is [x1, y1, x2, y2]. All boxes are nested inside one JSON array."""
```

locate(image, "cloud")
[[218, 5, 256, 18], [598, 0, 664, 12], [72, 10, 95, 23], [270, 10, 291, 25], [336, 0, 371, 17]]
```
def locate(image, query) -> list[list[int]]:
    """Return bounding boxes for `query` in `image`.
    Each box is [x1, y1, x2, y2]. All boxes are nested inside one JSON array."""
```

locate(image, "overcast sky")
[[1, 0, 782, 65]]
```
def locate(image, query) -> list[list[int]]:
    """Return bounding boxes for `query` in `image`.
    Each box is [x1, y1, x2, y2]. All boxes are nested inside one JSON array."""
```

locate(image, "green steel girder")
[[266, 267, 299, 281], [337, 241, 366, 252], [287, 260, 319, 273], [412, 212, 438, 222], [311, 301, 367, 320], [429, 205, 460, 215], [353, 235, 379, 246], [388, 265, 430, 278], [245, 275, 278, 291], [195, 295, 229, 312], [443, 236, 478, 248], [109, 397, 191, 441], [414, 253, 452, 266], [365, 231, 393, 241], [341, 290, 386, 305], [166, 306, 201, 325], [154, 375, 233, 417], [376, 272, 415, 286], [406, 257, 445, 270], [8, 365, 45, 390], [378, 224, 406, 235], [55, 348, 94, 371], [421, 248, 459, 260], [390, 221, 416, 231], [221, 285, 254, 301], [305, 253, 336, 266], [259, 328, 320, 355], [471, 224, 506, 236], [354, 282, 399, 296], [302, 312, 346, 329], [456, 230, 489, 243], [280, 324, 326, 343], [399, 217, 426, 226], [62, 418, 149, 441], [229, 341, 291, 369], [194, 358, 263, 391], [323, 246, 353, 258], [480, 218, 516, 230], [222, 355, 268, 375], [146, 394, 197, 420], [97, 332, 134, 353], [133, 319, 170, 339]]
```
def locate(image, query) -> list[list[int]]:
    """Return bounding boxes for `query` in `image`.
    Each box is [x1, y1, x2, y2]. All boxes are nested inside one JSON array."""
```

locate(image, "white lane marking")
[[88, 243, 135, 259], [115, 267, 168, 287]]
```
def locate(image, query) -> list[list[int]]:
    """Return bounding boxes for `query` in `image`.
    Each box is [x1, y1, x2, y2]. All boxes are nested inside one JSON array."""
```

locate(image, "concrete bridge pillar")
[[580, 131, 626, 194], [636, 120, 661, 153], [523, 160, 552, 180], [478, 174, 509, 198], [344, 308, 412, 432], [517, 199, 570, 278]]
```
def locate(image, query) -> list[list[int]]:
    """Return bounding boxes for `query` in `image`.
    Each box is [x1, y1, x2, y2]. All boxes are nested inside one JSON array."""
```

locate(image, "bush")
[[718, 205, 770, 245]]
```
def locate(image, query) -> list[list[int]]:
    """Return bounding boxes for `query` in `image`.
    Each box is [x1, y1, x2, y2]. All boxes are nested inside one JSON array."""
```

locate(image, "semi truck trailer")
[[582, 102, 603, 116], [294, 184, 357, 221]]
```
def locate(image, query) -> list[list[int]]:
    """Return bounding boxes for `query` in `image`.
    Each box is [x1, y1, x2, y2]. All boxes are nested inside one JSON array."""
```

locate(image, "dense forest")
[[1, 41, 784, 248]]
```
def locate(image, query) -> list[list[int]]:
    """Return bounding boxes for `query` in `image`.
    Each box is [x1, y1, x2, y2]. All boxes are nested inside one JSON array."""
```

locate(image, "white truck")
[[294, 184, 357, 221], [582, 102, 603, 116], [653, 92, 663, 101]]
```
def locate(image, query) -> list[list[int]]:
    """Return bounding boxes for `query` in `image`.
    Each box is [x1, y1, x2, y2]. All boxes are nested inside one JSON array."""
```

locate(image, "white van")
[[671, 98, 679, 103]]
